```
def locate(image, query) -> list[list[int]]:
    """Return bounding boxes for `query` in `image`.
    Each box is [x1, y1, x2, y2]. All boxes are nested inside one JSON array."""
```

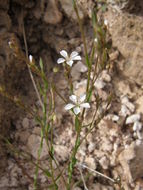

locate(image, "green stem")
[[67, 116, 81, 190]]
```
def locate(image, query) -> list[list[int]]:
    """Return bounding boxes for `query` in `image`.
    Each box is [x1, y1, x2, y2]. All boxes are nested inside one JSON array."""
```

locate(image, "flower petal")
[[57, 58, 65, 64], [80, 103, 90, 108], [69, 95, 77, 103], [79, 94, 86, 103], [65, 103, 75, 110], [73, 106, 81, 115], [29, 55, 33, 63], [70, 51, 78, 59], [66, 60, 73, 67], [72, 55, 81, 61], [60, 50, 68, 58]]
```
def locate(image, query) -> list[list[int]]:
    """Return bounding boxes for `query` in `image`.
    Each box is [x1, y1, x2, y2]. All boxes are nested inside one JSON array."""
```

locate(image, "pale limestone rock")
[[91, 183, 115, 190], [121, 96, 135, 113], [27, 134, 48, 159], [43, 0, 62, 24], [97, 89, 108, 101], [76, 150, 85, 163], [73, 61, 87, 73], [101, 139, 113, 152], [119, 142, 143, 183], [90, 183, 101, 190], [85, 156, 96, 170], [126, 114, 141, 124], [71, 61, 87, 80], [57, 79, 68, 90], [136, 130, 143, 140], [72, 187, 82, 190], [133, 121, 142, 131], [102, 186, 114, 190], [32, 127, 41, 136], [105, 114, 119, 122], [15, 131, 30, 143], [109, 50, 119, 61], [106, 9, 143, 85], [101, 70, 111, 82], [119, 104, 131, 117], [94, 79, 106, 89], [114, 80, 135, 97], [54, 144, 69, 162], [136, 96, 143, 114], [22, 118, 30, 129], [135, 139, 142, 146], [94, 149, 104, 158], [59, 0, 84, 21], [74, 80, 87, 96], [88, 142, 96, 153], [99, 156, 110, 170]]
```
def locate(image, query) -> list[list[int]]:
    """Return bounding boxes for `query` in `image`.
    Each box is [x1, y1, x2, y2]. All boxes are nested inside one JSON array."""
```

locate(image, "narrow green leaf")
[[48, 184, 58, 190], [38, 83, 44, 96], [72, 157, 77, 166], [39, 57, 44, 72], [75, 116, 80, 132], [43, 78, 48, 90], [85, 54, 91, 69], [101, 4, 107, 12], [87, 88, 93, 102], [92, 8, 97, 27], [44, 169, 52, 177], [72, 0, 76, 8]]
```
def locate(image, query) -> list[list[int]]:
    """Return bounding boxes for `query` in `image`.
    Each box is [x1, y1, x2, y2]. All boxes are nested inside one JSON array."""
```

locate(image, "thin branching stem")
[[22, 11, 43, 109], [78, 163, 115, 183]]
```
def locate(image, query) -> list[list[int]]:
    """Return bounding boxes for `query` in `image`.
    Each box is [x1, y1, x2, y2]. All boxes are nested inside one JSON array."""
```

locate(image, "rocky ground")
[[0, 0, 143, 190]]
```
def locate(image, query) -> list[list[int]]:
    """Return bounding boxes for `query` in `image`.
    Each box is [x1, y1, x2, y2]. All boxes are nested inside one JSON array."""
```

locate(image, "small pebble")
[[94, 79, 106, 89], [22, 118, 29, 129], [101, 70, 111, 82], [105, 114, 119, 122], [121, 96, 135, 113], [136, 139, 142, 146], [99, 156, 109, 170], [85, 156, 96, 170], [121, 96, 129, 104], [136, 130, 143, 140], [126, 114, 141, 124], [119, 105, 131, 116], [133, 121, 142, 131], [88, 142, 96, 153], [125, 102, 135, 113]]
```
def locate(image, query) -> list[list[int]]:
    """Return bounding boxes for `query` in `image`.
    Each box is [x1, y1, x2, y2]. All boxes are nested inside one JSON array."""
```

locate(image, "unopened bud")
[[29, 55, 33, 63], [8, 41, 13, 48], [104, 19, 108, 26], [53, 67, 59, 73]]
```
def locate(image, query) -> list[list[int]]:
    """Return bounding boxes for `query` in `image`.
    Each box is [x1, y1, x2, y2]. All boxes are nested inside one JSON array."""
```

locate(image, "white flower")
[[57, 50, 81, 67], [65, 94, 90, 115]]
